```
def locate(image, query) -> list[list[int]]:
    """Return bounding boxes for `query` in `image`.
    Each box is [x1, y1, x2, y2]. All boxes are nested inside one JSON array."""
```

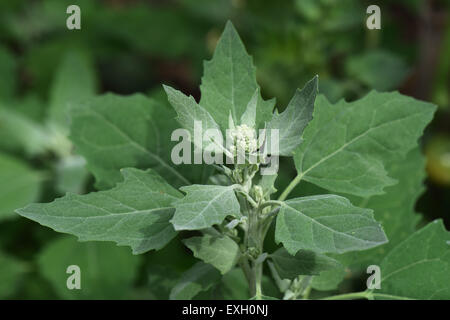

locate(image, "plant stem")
[[278, 173, 303, 201], [321, 291, 371, 300]]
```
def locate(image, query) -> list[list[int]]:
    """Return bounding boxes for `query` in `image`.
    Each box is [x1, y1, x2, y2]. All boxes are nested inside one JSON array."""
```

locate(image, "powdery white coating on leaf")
[[16, 168, 181, 254], [266, 76, 318, 156], [183, 234, 240, 274], [294, 91, 437, 197], [171, 184, 241, 230], [375, 220, 450, 300], [275, 194, 387, 255]]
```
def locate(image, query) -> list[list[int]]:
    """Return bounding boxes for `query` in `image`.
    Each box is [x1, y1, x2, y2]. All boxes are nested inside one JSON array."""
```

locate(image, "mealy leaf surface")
[[374, 220, 450, 300], [183, 234, 240, 274], [294, 92, 436, 197], [69, 93, 190, 189], [17, 168, 181, 254], [200, 21, 274, 130], [171, 184, 240, 230], [270, 247, 341, 279], [266, 76, 318, 156], [275, 195, 387, 255]]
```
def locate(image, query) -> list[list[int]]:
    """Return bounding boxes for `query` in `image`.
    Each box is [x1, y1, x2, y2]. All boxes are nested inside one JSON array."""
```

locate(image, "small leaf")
[[49, 50, 97, 132], [294, 92, 436, 197], [17, 168, 181, 254], [258, 173, 278, 198], [163, 84, 222, 150], [183, 234, 240, 274], [267, 76, 318, 156], [270, 247, 341, 279], [374, 220, 450, 300], [275, 195, 387, 255], [171, 184, 241, 230], [170, 262, 221, 300]]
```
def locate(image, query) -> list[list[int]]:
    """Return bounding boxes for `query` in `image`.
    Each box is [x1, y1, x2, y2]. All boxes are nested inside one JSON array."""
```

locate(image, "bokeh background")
[[0, 0, 448, 299]]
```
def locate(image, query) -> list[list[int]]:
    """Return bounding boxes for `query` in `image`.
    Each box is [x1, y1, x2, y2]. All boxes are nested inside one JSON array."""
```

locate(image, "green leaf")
[[169, 262, 221, 300], [49, 50, 97, 132], [294, 92, 436, 197], [310, 267, 346, 291], [183, 234, 240, 274], [171, 184, 241, 230], [0, 251, 26, 298], [0, 153, 41, 221], [240, 88, 258, 127], [258, 173, 278, 198], [339, 148, 426, 270], [266, 76, 318, 156], [38, 236, 140, 299], [69, 93, 190, 189], [275, 195, 387, 255], [17, 168, 181, 254], [200, 21, 274, 130], [163, 84, 222, 150], [215, 268, 250, 299], [270, 247, 341, 279], [374, 220, 450, 300]]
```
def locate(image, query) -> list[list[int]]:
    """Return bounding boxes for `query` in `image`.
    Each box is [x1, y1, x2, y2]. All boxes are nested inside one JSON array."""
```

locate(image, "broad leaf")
[[339, 148, 426, 269], [183, 234, 240, 274], [170, 262, 221, 300], [294, 92, 436, 197], [39, 236, 140, 299], [17, 168, 181, 254], [0, 153, 41, 221], [200, 21, 274, 130], [270, 247, 341, 279], [266, 76, 318, 156], [275, 195, 387, 255], [69, 93, 190, 189], [171, 184, 240, 230], [310, 267, 346, 291], [373, 220, 450, 300]]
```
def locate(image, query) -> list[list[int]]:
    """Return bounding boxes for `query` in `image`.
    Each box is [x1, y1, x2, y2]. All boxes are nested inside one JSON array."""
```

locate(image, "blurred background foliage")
[[0, 0, 448, 299]]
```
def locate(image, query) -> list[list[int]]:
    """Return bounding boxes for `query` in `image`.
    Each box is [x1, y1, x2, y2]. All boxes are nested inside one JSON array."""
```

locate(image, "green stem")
[[278, 173, 303, 201], [322, 291, 371, 300]]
